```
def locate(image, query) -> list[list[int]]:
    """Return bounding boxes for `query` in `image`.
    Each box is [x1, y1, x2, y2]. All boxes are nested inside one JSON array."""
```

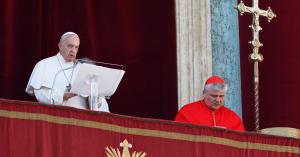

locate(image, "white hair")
[[204, 83, 228, 93], [59, 32, 79, 43]]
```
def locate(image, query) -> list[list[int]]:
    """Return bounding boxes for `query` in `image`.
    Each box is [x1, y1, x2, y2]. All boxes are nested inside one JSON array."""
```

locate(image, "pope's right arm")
[[34, 87, 64, 105]]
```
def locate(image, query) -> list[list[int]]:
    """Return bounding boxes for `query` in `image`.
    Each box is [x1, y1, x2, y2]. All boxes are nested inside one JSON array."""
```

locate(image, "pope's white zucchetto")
[[60, 32, 79, 42]]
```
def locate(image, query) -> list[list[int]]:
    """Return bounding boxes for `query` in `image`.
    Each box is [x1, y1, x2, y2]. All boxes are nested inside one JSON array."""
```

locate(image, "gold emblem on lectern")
[[105, 139, 147, 157]]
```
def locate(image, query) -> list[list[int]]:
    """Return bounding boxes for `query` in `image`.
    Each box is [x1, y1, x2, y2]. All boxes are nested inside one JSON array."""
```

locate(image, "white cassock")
[[25, 53, 110, 112]]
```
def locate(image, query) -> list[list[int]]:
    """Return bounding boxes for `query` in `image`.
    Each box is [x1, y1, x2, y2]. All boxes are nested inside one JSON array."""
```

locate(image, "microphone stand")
[[77, 58, 124, 70], [49, 61, 79, 104]]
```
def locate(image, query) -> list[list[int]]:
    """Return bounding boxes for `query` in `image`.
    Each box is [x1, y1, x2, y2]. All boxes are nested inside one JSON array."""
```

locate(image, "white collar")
[[56, 52, 74, 66]]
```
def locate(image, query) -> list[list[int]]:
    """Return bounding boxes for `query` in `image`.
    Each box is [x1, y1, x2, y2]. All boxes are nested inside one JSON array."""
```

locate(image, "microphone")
[[77, 58, 124, 69], [49, 61, 79, 104]]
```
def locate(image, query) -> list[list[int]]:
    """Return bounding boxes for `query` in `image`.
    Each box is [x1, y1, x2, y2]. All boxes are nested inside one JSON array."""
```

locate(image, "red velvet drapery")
[[0, 0, 178, 120], [1, 99, 299, 157], [2, 0, 300, 131]]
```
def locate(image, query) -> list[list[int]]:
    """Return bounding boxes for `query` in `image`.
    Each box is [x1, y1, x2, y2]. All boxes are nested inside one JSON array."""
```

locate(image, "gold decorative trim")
[[0, 109, 299, 154]]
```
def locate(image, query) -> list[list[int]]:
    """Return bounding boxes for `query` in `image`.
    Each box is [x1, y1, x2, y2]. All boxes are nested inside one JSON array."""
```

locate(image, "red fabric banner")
[[0, 98, 299, 157]]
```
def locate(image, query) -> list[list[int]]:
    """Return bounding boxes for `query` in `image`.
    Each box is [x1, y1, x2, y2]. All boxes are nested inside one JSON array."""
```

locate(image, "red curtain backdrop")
[[0, 1, 178, 120], [1, 99, 299, 157], [239, 0, 300, 130], [2, 0, 300, 131]]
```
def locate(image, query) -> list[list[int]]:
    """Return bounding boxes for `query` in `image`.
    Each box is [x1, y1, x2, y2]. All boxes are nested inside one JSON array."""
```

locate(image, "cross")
[[120, 139, 132, 157], [235, 0, 276, 131]]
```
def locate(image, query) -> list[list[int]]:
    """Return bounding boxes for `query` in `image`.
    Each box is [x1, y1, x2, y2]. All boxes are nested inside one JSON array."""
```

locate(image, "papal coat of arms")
[[105, 139, 147, 157]]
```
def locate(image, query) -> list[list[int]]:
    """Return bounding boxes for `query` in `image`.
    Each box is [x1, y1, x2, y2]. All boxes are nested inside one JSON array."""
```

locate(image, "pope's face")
[[203, 89, 225, 111], [58, 35, 80, 62]]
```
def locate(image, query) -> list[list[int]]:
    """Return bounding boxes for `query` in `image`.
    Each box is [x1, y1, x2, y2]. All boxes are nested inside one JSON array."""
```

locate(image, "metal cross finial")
[[235, 0, 276, 131]]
